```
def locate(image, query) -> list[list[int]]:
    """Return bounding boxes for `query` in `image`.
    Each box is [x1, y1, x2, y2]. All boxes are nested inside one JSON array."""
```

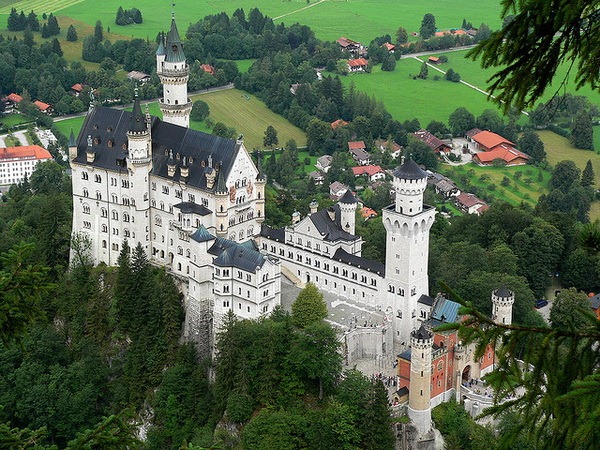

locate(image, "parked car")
[[535, 299, 549, 309]]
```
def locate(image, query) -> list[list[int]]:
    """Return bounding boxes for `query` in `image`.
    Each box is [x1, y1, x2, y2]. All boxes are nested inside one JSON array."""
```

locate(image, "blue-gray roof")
[[174, 202, 212, 216], [398, 349, 411, 361], [494, 286, 513, 298], [339, 189, 358, 204], [260, 224, 285, 242], [74, 106, 241, 191], [208, 238, 266, 272], [165, 18, 186, 63], [190, 225, 215, 243], [417, 294, 435, 306], [309, 204, 358, 242], [332, 248, 385, 275], [431, 296, 461, 323]]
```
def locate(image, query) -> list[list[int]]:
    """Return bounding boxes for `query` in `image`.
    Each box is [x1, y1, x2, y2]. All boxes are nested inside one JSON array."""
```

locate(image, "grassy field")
[[0, 113, 33, 129], [438, 163, 551, 208], [191, 88, 306, 150], [2, 0, 503, 44], [537, 130, 600, 178], [333, 61, 504, 125], [54, 89, 306, 151]]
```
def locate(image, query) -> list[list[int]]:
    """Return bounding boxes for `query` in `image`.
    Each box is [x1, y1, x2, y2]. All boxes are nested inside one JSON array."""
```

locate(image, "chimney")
[[292, 211, 300, 224], [327, 206, 336, 221], [309, 199, 318, 215]]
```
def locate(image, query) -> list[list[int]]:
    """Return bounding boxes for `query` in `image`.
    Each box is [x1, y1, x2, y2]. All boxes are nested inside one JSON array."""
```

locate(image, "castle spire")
[[129, 88, 146, 133]]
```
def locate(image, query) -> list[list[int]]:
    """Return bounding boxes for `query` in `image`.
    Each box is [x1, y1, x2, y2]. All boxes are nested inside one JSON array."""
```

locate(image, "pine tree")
[[115, 6, 125, 25], [581, 159, 595, 186], [27, 11, 39, 32], [66, 24, 77, 42], [420, 13, 436, 39], [570, 110, 594, 150], [17, 11, 27, 31], [51, 38, 63, 57], [46, 13, 60, 36], [94, 20, 103, 41], [23, 27, 34, 48], [418, 61, 428, 79], [7, 8, 20, 31], [41, 23, 50, 38]]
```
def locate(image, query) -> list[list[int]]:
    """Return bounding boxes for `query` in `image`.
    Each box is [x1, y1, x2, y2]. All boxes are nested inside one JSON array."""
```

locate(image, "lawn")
[[438, 163, 551, 208], [9, 0, 504, 44], [191, 88, 306, 150], [537, 130, 600, 177], [334, 61, 504, 125], [0, 114, 34, 130]]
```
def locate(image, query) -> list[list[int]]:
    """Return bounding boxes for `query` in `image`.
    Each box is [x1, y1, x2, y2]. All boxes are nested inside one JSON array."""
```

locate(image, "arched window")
[[82, 204, 90, 214], [83, 188, 89, 197]]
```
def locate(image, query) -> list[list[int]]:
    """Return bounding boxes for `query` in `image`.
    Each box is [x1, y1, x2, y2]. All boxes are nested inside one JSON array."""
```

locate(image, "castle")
[[70, 14, 510, 426]]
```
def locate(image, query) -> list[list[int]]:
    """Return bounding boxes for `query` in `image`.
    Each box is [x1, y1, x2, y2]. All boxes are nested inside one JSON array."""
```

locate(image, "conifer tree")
[[51, 38, 63, 57], [94, 20, 103, 41], [46, 13, 60, 36], [66, 24, 78, 42], [581, 159, 595, 186], [27, 10, 39, 32], [571, 110, 594, 150], [7, 8, 20, 31]]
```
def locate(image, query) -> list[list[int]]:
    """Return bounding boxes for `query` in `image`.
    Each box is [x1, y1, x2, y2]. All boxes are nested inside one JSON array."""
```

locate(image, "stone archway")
[[462, 365, 471, 382]]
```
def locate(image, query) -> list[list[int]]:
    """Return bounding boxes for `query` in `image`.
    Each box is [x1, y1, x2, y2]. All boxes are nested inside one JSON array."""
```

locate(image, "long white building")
[[0, 145, 52, 186]]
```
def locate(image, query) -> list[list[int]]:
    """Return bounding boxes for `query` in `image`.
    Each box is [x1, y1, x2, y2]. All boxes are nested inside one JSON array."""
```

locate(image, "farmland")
[[1, 0, 504, 44]]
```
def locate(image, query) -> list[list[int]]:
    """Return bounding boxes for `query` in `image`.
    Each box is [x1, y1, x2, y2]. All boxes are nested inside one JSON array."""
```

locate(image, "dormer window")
[[172, 45, 178, 52]]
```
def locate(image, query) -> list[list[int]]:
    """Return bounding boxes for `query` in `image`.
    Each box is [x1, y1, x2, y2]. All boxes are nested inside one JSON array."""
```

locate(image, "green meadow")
[[2, 0, 503, 43], [54, 89, 306, 151]]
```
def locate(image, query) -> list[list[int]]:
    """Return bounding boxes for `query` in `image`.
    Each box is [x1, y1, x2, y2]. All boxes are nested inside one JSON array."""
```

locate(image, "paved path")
[[273, 0, 327, 20]]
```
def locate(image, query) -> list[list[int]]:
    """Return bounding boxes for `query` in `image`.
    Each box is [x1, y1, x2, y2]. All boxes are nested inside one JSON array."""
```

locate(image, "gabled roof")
[[329, 181, 348, 194], [260, 223, 285, 242], [348, 141, 366, 150], [351, 165, 384, 177], [382, 42, 395, 51], [348, 58, 368, 67], [471, 130, 514, 149], [0, 145, 52, 160], [7, 93, 22, 103], [349, 147, 370, 161], [71, 83, 84, 92], [332, 248, 384, 275], [74, 106, 243, 191], [200, 64, 215, 75], [317, 154, 333, 167], [411, 129, 451, 152], [473, 146, 529, 164], [466, 128, 483, 138], [375, 139, 402, 152], [331, 119, 348, 129], [190, 225, 215, 243], [34, 100, 51, 111], [309, 204, 359, 242], [127, 71, 150, 81], [337, 37, 361, 48], [417, 294, 435, 306], [456, 192, 486, 208]]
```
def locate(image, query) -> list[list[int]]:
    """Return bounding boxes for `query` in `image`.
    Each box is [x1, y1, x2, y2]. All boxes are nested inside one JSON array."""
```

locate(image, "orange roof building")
[[200, 64, 215, 76], [331, 119, 349, 130], [34, 100, 52, 112], [7, 93, 23, 103], [472, 147, 529, 166], [0, 145, 53, 186], [382, 42, 395, 52], [470, 130, 515, 152]]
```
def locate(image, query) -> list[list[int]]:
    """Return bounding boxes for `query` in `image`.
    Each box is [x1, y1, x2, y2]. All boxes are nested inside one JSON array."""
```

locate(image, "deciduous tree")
[[291, 283, 327, 328]]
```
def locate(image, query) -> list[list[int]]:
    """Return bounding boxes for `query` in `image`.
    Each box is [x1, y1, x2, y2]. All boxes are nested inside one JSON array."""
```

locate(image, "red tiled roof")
[[428, 56, 440, 62], [466, 128, 483, 138], [348, 141, 366, 150], [71, 83, 84, 92], [473, 146, 529, 164], [7, 93, 22, 103], [34, 100, 51, 111], [471, 130, 514, 150], [456, 192, 486, 208], [360, 207, 378, 218], [382, 42, 395, 51], [200, 64, 215, 75], [0, 145, 52, 160], [337, 37, 360, 48], [331, 119, 349, 129], [351, 165, 384, 177], [348, 58, 368, 67], [411, 129, 451, 152]]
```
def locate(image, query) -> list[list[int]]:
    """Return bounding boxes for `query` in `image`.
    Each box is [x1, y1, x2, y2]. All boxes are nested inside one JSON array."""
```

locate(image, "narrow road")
[[273, 0, 327, 20]]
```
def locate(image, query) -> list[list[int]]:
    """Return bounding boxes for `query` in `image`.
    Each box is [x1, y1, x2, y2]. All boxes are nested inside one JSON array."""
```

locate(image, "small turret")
[[408, 325, 433, 438], [393, 158, 428, 216], [309, 199, 318, 215], [126, 91, 151, 162], [492, 286, 515, 326], [85, 135, 95, 163], [338, 189, 358, 235], [156, 32, 166, 73], [215, 168, 229, 237]]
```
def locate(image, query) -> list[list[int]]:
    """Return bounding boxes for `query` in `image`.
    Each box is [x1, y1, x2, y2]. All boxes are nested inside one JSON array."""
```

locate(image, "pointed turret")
[[165, 16, 185, 63], [156, 32, 165, 56], [129, 91, 146, 133], [215, 165, 229, 237], [339, 189, 357, 235]]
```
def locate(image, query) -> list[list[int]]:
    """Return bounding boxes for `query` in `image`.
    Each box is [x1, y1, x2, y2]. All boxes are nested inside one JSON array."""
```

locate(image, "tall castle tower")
[[339, 189, 358, 236], [157, 11, 192, 128], [408, 325, 433, 438], [383, 159, 436, 344], [492, 286, 515, 326]]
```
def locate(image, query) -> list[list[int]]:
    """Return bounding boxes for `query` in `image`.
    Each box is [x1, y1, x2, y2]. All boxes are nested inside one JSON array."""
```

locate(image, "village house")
[[126, 71, 151, 83], [329, 181, 350, 199], [382, 42, 395, 53], [351, 165, 386, 182], [467, 129, 529, 166], [348, 141, 370, 165], [308, 170, 325, 185], [34, 100, 52, 114], [411, 129, 452, 154], [427, 172, 460, 198], [360, 206, 378, 220], [428, 56, 441, 64], [455, 192, 488, 215], [200, 64, 216, 76], [5, 93, 23, 113], [337, 36, 365, 57], [331, 119, 349, 130], [71, 83, 85, 97], [347, 58, 369, 73], [375, 139, 402, 159], [316, 154, 333, 173]]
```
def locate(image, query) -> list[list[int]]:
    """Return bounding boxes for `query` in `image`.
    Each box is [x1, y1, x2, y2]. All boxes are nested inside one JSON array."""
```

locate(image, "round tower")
[[408, 325, 433, 438], [157, 13, 192, 128], [255, 153, 266, 225], [126, 92, 151, 161], [338, 189, 358, 235], [492, 286, 515, 326], [393, 159, 428, 216], [156, 32, 166, 74]]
